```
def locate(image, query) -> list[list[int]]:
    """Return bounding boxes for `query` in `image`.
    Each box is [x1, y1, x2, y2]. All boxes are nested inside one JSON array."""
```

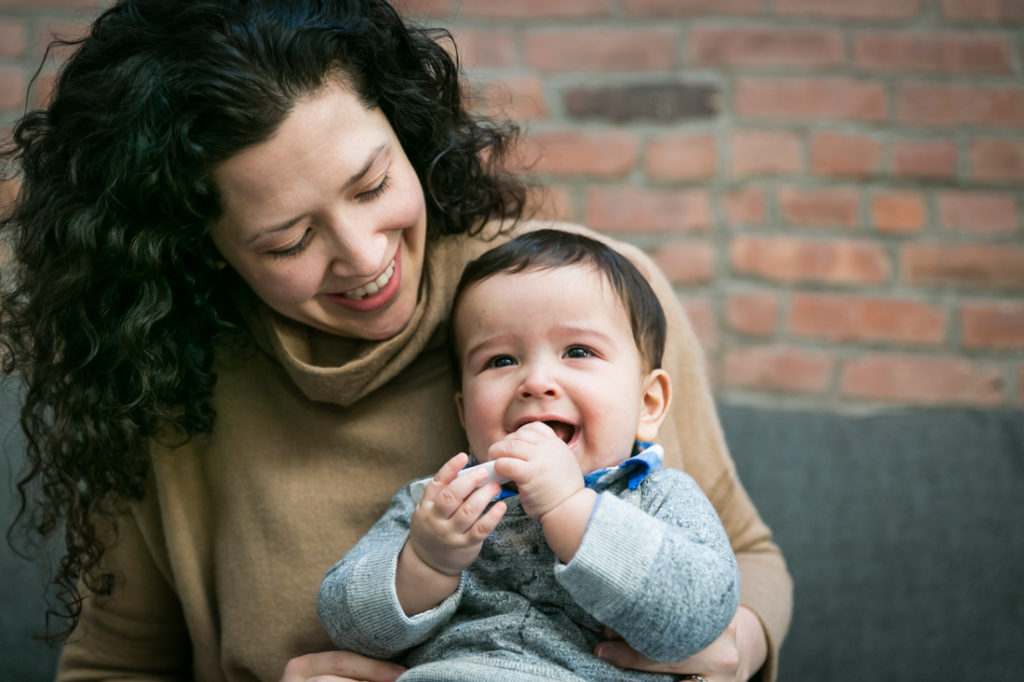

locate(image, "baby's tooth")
[[363, 282, 379, 295]]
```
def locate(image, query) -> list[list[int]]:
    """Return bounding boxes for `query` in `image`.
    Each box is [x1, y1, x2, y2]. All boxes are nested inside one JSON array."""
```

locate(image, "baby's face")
[[453, 264, 657, 473]]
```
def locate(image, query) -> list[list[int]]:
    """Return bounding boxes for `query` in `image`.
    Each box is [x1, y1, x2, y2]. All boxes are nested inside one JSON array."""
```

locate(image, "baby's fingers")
[[469, 500, 506, 542], [492, 456, 531, 484], [421, 453, 469, 501], [432, 464, 491, 518]]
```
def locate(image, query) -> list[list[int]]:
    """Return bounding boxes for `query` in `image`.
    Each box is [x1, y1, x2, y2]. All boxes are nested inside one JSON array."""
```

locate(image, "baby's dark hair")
[[451, 229, 667, 373]]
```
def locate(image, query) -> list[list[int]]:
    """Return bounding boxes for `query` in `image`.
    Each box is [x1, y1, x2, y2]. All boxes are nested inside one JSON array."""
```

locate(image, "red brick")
[[0, 21, 25, 58], [585, 187, 712, 233], [731, 236, 890, 285], [871, 191, 926, 234], [970, 139, 1024, 182], [730, 130, 802, 177], [938, 190, 1019, 233], [459, 0, 612, 18], [36, 19, 93, 60], [855, 32, 1012, 75], [681, 297, 717, 355], [690, 26, 844, 68], [646, 133, 717, 182], [902, 243, 1024, 289], [734, 77, 887, 122], [961, 302, 1024, 350], [890, 139, 958, 180], [943, 0, 1024, 22], [778, 186, 861, 229], [726, 291, 780, 337], [525, 29, 676, 73], [526, 185, 575, 222], [449, 28, 518, 68], [625, 0, 762, 15], [521, 130, 638, 179], [30, 71, 57, 108], [790, 294, 946, 345], [565, 83, 717, 123], [723, 345, 834, 394], [898, 83, 1024, 128], [392, 0, 449, 17], [841, 354, 1004, 406], [724, 185, 768, 227], [478, 77, 548, 121], [810, 132, 882, 178], [0, 67, 26, 111], [653, 241, 715, 285], [776, 0, 923, 19]]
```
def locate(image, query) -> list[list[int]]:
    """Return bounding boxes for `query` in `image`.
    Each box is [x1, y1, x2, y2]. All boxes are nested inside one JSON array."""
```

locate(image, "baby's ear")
[[454, 392, 467, 431], [636, 369, 671, 443]]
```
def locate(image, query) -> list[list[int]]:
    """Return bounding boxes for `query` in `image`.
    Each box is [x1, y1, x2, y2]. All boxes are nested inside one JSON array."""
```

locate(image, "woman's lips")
[[322, 250, 402, 312]]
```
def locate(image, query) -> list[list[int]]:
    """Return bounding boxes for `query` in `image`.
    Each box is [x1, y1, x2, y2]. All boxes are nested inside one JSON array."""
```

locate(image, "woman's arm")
[[56, 509, 192, 680], [599, 229, 793, 681]]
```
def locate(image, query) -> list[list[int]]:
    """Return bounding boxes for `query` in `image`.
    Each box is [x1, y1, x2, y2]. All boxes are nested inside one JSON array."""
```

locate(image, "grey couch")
[[3, 379, 1022, 680]]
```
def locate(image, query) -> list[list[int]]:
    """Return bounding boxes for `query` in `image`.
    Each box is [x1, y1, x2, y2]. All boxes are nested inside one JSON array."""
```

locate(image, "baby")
[[318, 229, 740, 681]]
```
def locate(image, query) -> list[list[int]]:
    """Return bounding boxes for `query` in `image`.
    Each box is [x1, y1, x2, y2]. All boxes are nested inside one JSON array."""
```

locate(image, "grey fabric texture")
[[721, 404, 1024, 681], [318, 458, 740, 682]]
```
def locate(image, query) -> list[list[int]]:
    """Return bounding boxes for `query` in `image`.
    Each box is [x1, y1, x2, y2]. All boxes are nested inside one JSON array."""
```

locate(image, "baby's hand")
[[408, 453, 507, 576], [489, 422, 584, 521]]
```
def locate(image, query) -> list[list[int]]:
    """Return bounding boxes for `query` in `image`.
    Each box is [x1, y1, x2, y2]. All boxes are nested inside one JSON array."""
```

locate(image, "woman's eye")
[[269, 228, 312, 259], [357, 174, 391, 202], [564, 346, 593, 359], [486, 355, 516, 369]]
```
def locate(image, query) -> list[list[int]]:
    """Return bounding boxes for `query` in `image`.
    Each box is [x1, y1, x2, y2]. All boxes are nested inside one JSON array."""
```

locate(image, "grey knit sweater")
[[318, 445, 740, 682]]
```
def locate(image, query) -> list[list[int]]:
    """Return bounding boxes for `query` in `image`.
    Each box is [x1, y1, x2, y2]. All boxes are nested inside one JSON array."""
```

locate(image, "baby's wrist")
[[408, 537, 463, 578], [539, 487, 597, 558]]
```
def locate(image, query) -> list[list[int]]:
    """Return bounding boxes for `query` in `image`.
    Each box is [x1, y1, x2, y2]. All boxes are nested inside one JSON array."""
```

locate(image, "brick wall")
[[2, 0, 1022, 411]]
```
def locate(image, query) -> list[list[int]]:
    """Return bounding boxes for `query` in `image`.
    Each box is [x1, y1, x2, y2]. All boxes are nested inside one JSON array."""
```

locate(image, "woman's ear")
[[636, 369, 671, 443]]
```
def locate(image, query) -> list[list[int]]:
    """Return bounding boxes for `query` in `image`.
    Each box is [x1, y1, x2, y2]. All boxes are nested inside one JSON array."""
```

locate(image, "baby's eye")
[[486, 355, 516, 369], [564, 346, 593, 359]]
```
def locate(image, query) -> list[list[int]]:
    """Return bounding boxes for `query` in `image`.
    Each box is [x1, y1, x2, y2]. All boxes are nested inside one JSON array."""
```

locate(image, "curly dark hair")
[[0, 0, 525, 642]]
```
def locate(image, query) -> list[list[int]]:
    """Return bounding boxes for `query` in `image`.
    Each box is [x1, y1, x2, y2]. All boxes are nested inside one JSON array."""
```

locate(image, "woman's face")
[[209, 80, 428, 340]]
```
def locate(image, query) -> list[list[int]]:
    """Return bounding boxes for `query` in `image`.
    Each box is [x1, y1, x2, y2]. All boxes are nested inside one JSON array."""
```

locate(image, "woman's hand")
[[593, 606, 768, 682], [280, 650, 406, 682]]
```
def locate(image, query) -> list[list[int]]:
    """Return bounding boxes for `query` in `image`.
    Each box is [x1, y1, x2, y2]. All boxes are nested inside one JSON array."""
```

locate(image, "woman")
[[0, 1, 791, 680]]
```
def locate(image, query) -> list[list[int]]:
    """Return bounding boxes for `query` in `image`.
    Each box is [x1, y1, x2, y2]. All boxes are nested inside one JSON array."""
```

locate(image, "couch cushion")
[[722, 404, 1024, 681]]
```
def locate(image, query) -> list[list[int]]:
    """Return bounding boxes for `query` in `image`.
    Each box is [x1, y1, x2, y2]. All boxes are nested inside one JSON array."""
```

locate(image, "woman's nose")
[[325, 214, 387, 277]]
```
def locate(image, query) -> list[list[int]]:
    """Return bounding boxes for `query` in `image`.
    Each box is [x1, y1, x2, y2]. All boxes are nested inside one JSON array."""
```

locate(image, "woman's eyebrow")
[[243, 143, 389, 245]]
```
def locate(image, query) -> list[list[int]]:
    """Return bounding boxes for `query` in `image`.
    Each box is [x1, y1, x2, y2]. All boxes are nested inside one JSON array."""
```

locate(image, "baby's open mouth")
[[544, 420, 575, 444]]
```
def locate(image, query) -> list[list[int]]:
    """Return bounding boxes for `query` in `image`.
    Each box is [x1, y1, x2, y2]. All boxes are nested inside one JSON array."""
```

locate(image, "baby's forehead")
[[457, 263, 622, 312], [453, 265, 634, 339]]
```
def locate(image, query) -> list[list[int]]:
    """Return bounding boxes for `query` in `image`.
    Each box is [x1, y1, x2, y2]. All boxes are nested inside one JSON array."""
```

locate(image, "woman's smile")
[[325, 251, 402, 312]]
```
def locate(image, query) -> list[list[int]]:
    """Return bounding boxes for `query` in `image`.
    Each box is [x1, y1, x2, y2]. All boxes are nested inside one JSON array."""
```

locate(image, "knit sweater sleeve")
[[553, 470, 740, 663], [317, 487, 464, 659]]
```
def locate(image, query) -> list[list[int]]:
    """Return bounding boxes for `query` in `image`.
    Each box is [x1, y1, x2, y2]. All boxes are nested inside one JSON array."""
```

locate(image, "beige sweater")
[[57, 221, 791, 682]]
